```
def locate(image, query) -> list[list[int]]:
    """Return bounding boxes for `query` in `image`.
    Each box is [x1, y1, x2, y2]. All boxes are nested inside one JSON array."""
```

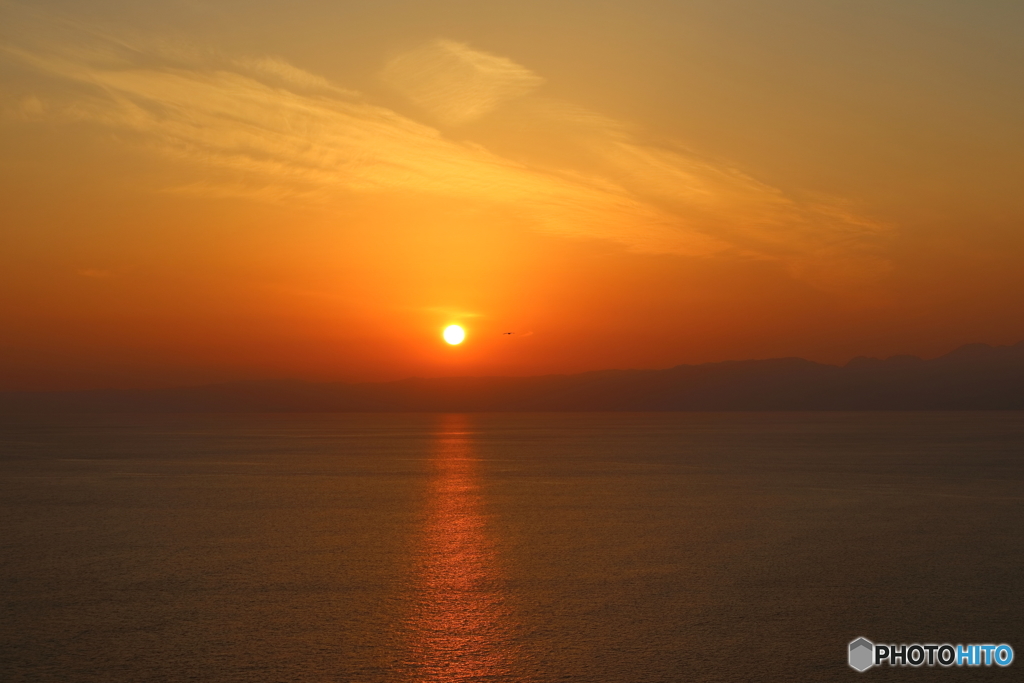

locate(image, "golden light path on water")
[[406, 415, 511, 681]]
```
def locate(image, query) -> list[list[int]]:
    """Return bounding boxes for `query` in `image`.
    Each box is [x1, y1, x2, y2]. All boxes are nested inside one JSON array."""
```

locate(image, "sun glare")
[[443, 325, 465, 345]]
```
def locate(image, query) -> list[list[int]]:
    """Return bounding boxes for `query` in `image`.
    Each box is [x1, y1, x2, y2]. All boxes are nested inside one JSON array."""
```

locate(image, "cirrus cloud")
[[1, 11, 889, 288]]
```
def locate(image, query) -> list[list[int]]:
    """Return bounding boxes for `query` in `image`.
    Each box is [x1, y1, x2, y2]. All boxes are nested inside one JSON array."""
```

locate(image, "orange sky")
[[2, 0, 1024, 390]]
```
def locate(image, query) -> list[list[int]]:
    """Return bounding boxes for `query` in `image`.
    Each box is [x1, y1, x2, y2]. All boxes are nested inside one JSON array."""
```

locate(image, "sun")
[[443, 324, 465, 345]]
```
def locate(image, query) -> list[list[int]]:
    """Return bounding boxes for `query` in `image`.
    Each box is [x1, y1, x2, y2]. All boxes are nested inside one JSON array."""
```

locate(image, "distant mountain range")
[[5, 341, 1024, 412]]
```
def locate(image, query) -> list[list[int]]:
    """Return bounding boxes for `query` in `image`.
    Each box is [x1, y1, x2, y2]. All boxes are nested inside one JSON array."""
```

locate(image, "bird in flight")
[[502, 332, 514, 335]]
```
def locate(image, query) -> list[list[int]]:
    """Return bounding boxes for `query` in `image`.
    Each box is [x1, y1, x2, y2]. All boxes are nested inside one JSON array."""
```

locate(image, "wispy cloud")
[[381, 39, 545, 125], [236, 56, 357, 97], [1, 10, 889, 287]]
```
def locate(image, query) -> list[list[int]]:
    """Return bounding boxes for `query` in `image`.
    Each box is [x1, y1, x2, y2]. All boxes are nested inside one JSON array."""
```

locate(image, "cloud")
[[236, 56, 358, 96], [381, 39, 545, 125], [0, 14, 889, 287], [10, 94, 45, 119]]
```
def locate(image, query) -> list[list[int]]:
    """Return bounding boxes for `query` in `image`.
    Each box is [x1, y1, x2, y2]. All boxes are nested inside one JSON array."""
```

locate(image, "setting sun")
[[443, 325, 465, 345]]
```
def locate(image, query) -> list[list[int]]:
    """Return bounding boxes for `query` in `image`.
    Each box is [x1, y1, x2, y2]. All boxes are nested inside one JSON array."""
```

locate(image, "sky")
[[2, 0, 1023, 390]]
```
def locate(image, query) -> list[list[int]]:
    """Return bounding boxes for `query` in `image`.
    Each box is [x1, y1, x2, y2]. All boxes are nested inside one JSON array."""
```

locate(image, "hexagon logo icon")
[[849, 637, 874, 672]]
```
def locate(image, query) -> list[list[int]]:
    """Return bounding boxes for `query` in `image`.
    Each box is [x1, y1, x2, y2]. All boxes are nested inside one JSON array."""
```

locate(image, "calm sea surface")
[[1, 412, 1022, 682]]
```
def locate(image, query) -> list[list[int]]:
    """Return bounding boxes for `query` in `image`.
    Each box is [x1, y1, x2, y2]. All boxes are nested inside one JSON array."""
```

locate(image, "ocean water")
[[1, 412, 1022, 682]]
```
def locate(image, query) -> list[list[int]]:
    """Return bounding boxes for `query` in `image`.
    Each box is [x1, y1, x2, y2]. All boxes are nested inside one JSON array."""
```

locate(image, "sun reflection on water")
[[406, 415, 510, 681]]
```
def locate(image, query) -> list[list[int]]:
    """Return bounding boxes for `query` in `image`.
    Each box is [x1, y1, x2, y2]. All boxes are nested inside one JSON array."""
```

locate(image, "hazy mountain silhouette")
[[4, 341, 1024, 412]]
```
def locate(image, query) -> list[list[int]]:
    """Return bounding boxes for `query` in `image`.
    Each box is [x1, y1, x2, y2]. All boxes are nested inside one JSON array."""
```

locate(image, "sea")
[[1, 412, 1022, 682]]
